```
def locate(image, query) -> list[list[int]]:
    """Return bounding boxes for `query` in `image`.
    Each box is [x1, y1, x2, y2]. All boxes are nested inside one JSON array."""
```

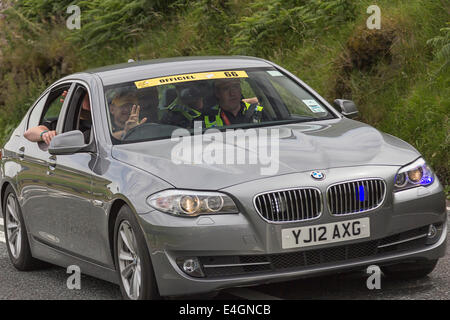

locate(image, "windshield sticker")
[[135, 70, 248, 89], [302, 99, 326, 113], [267, 70, 283, 77]]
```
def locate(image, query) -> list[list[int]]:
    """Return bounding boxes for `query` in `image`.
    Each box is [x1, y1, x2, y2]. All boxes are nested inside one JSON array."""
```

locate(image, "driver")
[[109, 92, 147, 140], [204, 78, 263, 128]]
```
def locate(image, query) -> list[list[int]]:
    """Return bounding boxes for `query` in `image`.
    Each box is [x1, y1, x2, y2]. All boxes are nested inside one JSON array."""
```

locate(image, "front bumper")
[[139, 167, 447, 297]]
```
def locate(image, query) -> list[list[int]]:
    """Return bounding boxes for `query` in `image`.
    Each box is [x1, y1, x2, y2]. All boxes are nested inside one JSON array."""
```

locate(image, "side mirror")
[[333, 99, 359, 118], [48, 130, 86, 155]]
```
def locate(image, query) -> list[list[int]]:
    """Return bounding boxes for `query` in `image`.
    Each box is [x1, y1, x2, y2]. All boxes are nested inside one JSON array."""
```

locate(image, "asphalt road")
[[0, 206, 449, 300]]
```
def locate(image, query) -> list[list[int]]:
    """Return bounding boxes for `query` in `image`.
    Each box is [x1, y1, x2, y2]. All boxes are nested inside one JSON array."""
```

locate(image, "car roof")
[[80, 56, 274, 86]]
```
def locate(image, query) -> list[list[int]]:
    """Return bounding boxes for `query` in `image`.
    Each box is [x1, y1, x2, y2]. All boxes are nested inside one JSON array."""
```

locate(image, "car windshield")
[[104, 68, 336, 143]]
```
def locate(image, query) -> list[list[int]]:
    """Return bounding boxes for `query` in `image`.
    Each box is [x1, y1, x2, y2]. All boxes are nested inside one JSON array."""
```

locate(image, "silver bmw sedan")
[[0, 56, 447, 299]]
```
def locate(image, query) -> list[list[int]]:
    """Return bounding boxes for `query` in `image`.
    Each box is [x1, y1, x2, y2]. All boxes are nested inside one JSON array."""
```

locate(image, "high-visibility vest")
[[160, 100, 203, 127], [168, 104, 203, 120], [204, 102, 263, 128], [204, 105, 224, 128], [158, 97, 203, 121]]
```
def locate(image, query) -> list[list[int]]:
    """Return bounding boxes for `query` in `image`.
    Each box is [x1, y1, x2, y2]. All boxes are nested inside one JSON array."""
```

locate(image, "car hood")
[[111, 118, 420, 189]]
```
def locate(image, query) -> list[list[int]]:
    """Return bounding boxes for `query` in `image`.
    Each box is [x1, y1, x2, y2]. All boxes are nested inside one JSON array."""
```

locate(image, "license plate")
[[282, 217, 370, 249]]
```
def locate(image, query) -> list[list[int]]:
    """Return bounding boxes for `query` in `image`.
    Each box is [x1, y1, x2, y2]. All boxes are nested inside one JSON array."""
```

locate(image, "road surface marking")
[[226, 288, 282, 300], [0, 218, 3, 226]]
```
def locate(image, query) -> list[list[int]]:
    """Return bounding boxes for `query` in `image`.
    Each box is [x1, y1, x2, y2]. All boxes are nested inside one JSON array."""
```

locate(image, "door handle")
[[18, 147, 25, 160]]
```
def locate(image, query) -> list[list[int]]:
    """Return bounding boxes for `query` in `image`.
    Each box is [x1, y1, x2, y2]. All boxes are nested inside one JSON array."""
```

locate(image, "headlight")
[[147, 189, 239, 217], [394, 158, 434, 191]]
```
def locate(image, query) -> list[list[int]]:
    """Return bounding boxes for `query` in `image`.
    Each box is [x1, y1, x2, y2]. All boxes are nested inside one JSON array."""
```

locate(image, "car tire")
[[113, 204, 160, 300], [2, 185, 46, 270], [381, 259, 439, 280]]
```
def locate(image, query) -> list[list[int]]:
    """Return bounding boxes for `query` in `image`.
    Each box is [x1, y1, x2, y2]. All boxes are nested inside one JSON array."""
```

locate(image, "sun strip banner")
[[134, 70, 248, 89]]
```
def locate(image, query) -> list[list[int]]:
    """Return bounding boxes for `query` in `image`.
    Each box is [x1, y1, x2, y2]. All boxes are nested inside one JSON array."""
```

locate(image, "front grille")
[[198, 226, 429, 278], [254, 188, 322, 222], [327, 179, 386, 215]]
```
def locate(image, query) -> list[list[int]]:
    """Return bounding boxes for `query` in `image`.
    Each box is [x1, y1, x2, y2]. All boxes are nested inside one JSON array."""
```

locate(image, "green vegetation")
[[0, 0, 448, 190]]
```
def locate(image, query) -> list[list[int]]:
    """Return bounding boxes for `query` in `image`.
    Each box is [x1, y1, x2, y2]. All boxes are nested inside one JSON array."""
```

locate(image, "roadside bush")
[[427, 22, 450, 72], [381, 67, 449, 186], [69, 0, 169, 55], [230, 0, 356, 56], [331, 18, 398, 100], [13, 0, 74, 23], [0, 72, 49, 145]]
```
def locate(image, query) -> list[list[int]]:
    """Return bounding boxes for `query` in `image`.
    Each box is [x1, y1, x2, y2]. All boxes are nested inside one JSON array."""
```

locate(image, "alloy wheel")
[[5, 194, 22, 259], [117, 220, 142, 300]]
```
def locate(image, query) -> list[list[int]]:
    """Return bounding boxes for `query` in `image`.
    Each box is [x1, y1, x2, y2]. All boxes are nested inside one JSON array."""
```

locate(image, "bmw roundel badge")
[[311, 171, 325, 180]]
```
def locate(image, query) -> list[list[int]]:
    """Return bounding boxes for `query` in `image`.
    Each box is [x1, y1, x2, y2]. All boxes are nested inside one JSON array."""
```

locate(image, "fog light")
[[427, 224, 437, 239], [176, 257, 204, 278]]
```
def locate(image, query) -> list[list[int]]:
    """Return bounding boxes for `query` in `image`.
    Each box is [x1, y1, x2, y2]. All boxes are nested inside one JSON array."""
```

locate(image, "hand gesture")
[[124, 105, 147, 133]]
